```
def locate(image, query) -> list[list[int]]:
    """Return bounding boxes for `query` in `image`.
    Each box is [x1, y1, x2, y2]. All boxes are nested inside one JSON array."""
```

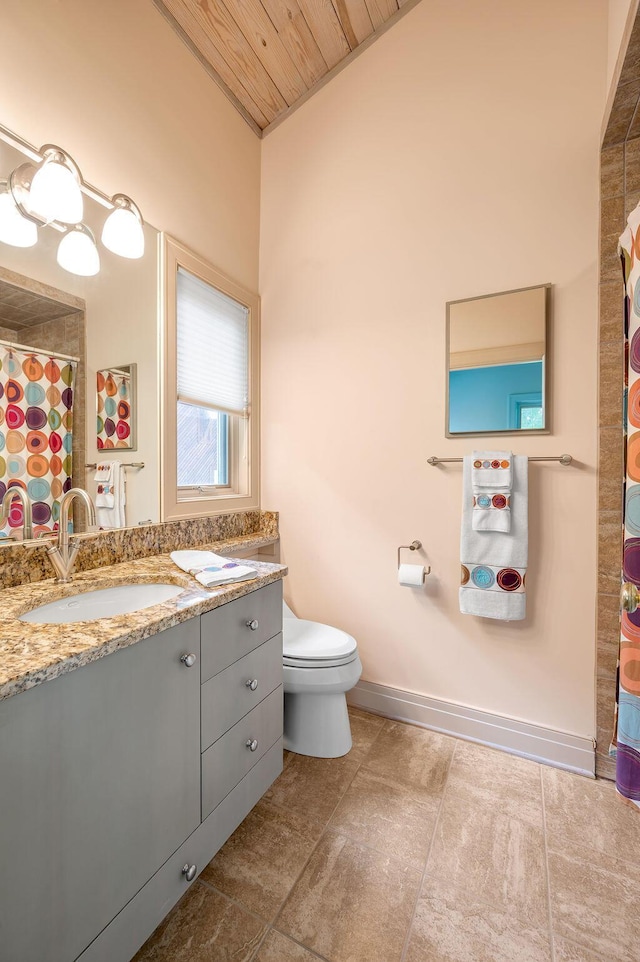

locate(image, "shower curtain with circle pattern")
[[617, 208, 640, 808], [0, 346, 76, 539]]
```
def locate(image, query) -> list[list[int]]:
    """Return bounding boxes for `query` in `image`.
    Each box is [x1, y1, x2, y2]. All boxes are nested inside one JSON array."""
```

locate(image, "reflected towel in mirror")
[[94, 461, 126, 528]]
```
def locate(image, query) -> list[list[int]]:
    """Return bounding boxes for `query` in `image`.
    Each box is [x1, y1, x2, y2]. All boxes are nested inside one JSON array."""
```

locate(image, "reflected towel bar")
[[427, 454, 573, 466], [85, 462, 145, 469]]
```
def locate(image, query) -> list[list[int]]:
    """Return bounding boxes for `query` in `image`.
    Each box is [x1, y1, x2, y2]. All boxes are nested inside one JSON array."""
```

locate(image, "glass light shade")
[[57, 226, 100, 276], [29, 156, 83, 225], [101, 205, 145, 258], [0, 190, 38, 247]]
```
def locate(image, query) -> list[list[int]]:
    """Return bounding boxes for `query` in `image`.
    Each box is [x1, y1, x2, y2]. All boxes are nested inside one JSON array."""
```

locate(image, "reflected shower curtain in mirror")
[[617, 209, 640, 809], [0, 346, 76, 539]]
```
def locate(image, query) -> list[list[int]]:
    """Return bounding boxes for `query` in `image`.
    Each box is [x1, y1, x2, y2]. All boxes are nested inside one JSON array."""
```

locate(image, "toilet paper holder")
[[397, 540, 431, 575]]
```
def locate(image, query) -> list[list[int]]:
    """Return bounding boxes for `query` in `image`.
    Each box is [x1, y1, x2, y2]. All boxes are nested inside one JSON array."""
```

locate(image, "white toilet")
[[282, 601, 362, 758]]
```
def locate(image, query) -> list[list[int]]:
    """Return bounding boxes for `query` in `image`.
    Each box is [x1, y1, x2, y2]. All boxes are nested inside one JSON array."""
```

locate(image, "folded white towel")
[[460, 454, 528, 621], [171, 550, 257, 588], [471, 450, 513, 533], [94, 462, 111, 483]]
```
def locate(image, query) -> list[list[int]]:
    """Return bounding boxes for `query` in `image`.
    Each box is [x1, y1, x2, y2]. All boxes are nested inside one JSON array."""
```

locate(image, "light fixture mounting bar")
[[0, 123, 114, 211]]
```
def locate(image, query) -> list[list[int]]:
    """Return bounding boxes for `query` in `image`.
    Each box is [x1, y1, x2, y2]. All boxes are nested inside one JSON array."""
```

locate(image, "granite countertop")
[[0, 534, 287, 703]]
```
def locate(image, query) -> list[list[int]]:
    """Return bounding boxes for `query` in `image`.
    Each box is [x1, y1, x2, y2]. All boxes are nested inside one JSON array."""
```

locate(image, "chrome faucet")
[[47, 488, 97, 583], [0, 487, 33, 540]]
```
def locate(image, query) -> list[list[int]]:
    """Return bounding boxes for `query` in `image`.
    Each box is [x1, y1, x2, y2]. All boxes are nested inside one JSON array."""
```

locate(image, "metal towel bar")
[[85, 462, 145, 469], [427, 454, 572, 466]]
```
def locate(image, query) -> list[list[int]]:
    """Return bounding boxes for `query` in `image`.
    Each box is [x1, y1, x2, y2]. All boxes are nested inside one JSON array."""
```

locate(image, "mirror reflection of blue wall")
[[448, 361, 543, 433]]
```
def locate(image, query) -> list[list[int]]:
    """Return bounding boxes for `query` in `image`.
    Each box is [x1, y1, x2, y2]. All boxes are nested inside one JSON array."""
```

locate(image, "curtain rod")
[[427, 454, 573, 466], [0, 336, 80, 363]]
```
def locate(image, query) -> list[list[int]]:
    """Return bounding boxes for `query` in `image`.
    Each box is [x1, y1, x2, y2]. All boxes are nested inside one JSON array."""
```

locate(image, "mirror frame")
[[445, 282, 551, 438]]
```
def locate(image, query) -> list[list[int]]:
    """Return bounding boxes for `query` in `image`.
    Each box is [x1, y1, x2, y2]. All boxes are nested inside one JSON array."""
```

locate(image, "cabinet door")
[[0, 619, 201, 962]]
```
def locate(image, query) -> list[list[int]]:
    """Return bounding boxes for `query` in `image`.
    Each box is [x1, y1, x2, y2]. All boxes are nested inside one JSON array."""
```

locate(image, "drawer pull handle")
[[182, 863, 197, 882], [246, 619, 259, 631], [180, 653, 197, 668], [246, 678, 259, 691], [246, 738, 259, 752]]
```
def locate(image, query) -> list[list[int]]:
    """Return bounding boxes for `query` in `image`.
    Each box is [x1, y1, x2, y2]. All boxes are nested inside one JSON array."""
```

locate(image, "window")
[[161, 237, 260, 520], [517, 404, 544, 430], [507, 391, 544, 431]]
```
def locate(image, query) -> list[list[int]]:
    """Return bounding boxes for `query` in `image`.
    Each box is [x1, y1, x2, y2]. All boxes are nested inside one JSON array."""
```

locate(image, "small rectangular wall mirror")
[[446, 284, 550, 437], [97, 363, 137, 451]]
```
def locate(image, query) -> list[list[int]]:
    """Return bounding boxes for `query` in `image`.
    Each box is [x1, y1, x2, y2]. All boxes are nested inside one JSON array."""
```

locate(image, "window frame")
[[161, 235, 260, 520]]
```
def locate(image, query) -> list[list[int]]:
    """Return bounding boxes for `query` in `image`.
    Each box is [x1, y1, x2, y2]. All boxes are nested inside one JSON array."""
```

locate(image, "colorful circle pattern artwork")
[[629, 432, 640, 483], [473, 459, 510, 470], [97, 368, 132, 450], [631, 380, 640, 429], [624, 538, 640, 585], [627, 485, 640, 537], [497, 568, 522, 591], [618, 213, 640, 807], [462, 563, 526, 594], [0, 349, 76, 538], [471, 566, 495, 589]]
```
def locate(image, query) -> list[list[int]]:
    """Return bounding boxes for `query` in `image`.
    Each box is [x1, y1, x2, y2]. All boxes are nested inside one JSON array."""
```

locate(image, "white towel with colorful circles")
[[460, 454, 528, 621], [471, 451, 512, 532]]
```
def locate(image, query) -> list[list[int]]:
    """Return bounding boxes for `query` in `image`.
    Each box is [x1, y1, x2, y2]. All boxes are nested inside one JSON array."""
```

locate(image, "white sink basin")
[[19, 583, 184, 624]]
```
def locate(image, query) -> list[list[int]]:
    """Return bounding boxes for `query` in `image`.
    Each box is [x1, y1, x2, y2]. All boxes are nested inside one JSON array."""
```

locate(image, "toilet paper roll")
[[398, 563, 426, 587]]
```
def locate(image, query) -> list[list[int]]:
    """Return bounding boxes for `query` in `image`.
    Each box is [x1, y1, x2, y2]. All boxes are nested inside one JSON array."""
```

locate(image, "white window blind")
[[177, 267, 249, 417]]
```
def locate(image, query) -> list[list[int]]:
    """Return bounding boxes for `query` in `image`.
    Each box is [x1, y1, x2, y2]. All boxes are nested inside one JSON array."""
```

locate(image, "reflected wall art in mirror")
[[446, 284, 550, 437], [97, 363, 137, 452]]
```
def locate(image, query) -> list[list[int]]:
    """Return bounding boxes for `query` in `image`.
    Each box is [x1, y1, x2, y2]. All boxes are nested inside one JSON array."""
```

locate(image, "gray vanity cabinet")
[[0, 579, 284, 962], [0, 618, 201, 962]]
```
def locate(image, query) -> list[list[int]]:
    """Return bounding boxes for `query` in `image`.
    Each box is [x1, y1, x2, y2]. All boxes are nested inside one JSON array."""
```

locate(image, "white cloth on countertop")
[[171, 550, 257, 588]]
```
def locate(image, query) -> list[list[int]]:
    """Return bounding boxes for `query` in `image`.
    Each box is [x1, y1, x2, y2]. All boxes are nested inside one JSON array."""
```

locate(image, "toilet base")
[[284, 690, 353, 758]]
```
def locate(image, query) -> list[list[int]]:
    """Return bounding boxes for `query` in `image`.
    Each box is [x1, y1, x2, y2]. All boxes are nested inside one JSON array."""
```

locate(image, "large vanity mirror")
[[0, 127, 160, 540], [446, 284, 550, 437]]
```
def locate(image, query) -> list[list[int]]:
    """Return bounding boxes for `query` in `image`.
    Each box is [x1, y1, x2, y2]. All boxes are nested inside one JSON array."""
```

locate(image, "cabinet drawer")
[[76, 740, 283, 962], [200, 580, 282, 683], [201, 633, 283, 751], [201, 686, 283, 820]]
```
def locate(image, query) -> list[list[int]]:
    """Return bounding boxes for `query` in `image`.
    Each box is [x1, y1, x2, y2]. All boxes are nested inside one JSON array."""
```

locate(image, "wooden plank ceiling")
[[153, 0, 412, 134]]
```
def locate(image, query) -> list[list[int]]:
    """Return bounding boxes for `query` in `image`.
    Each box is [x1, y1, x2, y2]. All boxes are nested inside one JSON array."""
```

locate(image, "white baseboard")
[[347, 681, 595, 777]]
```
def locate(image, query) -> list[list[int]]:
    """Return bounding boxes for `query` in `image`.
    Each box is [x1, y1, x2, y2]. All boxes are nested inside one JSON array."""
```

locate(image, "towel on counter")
[[171, 550, 257, 588], [94, 461, 126, 529], [460, 454, 528, 620], [471, 450, 513, 532]]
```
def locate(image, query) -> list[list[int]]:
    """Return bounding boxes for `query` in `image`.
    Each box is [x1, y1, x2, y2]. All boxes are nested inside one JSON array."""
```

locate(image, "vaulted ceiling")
[[153, 0, 416, 135]]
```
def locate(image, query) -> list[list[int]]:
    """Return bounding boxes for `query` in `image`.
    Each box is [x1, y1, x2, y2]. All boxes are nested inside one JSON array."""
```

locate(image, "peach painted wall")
[[260, 0, 608, 736], [0, 0, 260, 289]]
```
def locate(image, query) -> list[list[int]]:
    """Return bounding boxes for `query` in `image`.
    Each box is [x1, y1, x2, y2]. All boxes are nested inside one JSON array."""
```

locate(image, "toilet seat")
[[282, 619, 358, 669]]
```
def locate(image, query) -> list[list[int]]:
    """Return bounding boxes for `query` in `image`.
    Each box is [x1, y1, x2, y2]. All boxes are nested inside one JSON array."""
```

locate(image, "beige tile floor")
[[133, 708, 640, 962]]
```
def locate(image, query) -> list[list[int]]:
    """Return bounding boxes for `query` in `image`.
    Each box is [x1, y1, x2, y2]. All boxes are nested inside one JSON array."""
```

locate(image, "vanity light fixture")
[[0, 124, 145, 277], [28, 145, 83, 225], [0, 181, 37, 247], [101, 194, 145, 258], [57, 224, 100, 277]]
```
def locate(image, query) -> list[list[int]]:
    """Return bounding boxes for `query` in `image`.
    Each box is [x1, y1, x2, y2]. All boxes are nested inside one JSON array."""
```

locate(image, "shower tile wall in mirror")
[[446, 284, 550, 437], [0, 128, 160, 534]]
